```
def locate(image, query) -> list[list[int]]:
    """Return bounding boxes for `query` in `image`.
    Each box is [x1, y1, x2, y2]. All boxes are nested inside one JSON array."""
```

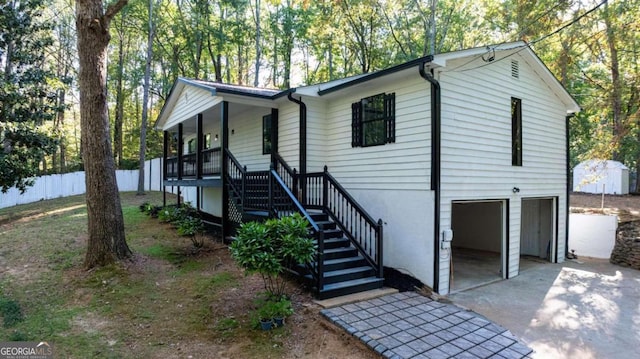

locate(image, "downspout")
[[419, 62, 441, 293], [564, 113, 575, 261], [287, 93, 307, 204]]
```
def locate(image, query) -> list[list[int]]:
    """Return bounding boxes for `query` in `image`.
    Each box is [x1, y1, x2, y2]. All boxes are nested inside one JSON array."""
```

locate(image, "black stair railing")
[[245, 170, 270, 211], [304, 166, 384, 279], [225, 148, 246, 207], [268, 166, 324, 291], [273, 153, 298, 197]]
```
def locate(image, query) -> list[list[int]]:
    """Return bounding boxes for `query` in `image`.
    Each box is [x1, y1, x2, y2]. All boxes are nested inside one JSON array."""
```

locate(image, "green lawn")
[[0, 192, 373, 358]]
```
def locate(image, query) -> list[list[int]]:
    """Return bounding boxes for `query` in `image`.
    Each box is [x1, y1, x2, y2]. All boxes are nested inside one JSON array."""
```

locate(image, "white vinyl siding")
[[228, 106, 272, 171], [323, 74, 431, 191], [162, 87, 220, 131], [437, 52, 568, 294], [276, 102, 301, 169], [305, 97, 329, 173], [306, 74, 435, 289]]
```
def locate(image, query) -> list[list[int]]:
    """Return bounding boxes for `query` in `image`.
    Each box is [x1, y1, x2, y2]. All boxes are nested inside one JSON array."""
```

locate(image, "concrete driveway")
[[449, 258, 640, 359]]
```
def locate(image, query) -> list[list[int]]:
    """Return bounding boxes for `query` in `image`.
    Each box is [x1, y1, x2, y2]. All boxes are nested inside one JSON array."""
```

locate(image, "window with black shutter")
[[511, 97, 522, 166], [262, 114, 272, 155], [352, 92, 395, 147]]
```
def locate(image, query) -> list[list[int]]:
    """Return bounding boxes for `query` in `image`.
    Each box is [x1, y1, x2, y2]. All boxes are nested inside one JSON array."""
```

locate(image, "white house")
[[155, 42, 580, 298], [573, 159, 629, 195]]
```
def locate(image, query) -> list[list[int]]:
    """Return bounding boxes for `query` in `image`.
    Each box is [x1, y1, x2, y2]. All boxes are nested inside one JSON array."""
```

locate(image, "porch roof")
[[155, 78, 291, 131]]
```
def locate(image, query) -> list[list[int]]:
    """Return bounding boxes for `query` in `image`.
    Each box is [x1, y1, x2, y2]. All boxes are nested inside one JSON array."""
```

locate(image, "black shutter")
[[384, 93, 395, 143], [352, 101, 362, 147]]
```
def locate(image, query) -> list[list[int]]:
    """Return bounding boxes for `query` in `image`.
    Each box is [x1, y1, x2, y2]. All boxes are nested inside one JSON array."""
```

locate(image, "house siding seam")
[[437, 52, 568, 295]]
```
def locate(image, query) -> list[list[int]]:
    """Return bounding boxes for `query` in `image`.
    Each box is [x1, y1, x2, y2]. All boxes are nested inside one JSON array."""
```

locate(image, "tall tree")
[[0, 0, 58, 193], [76, 0, 132, 268], [137, 0, 161, 195]]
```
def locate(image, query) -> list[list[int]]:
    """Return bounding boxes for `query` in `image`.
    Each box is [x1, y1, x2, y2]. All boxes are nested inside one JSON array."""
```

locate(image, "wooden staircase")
[[225, 150, 384, 299], [305, 212, 384, 299]]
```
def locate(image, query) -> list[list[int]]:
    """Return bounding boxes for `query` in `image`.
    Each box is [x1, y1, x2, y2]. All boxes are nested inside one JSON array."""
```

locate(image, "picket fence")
[[0, 158, 164, 209]]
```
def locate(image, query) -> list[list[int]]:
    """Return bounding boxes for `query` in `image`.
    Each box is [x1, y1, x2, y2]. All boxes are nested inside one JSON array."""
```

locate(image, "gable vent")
[[511, 60, 519, 79]]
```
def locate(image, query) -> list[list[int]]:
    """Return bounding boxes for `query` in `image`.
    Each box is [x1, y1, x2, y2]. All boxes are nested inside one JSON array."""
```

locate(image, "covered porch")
[[160, 80, 282, 189]]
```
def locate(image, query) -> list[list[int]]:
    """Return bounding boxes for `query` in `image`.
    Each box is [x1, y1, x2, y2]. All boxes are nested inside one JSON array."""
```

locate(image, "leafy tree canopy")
[[0, 0, 59, 193]]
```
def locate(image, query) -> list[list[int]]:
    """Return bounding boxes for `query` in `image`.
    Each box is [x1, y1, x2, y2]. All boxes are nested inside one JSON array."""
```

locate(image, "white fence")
[[0, 158, 164, 209]]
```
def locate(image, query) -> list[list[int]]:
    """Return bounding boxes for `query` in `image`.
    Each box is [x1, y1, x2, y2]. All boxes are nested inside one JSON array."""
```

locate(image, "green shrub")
[[140, 202, 163, 218], [229, 213, 315, 298], [158, 204, 194, 224], [177, 216, 206, 248]]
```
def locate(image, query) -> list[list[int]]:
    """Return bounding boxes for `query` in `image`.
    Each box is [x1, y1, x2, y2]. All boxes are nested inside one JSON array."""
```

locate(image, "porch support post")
[[162, 131, 168, 207], [196, 113, 203, 179], [177, 123, 184, 180], [221, 101, 229, 241], [270, 108, 279, 169], [177, 123, 184, 207]]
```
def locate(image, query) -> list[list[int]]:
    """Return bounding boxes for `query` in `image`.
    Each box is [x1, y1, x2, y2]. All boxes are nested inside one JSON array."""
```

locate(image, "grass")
[[0, 296, 23, 327], [0, 192, 246, 358], [0, 192, 363, 359]]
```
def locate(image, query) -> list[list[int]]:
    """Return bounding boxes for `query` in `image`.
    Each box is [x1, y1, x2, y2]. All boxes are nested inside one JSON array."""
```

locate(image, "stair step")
[[315, 220, 336, 230], [309, 213, 328, 222], [321, 228, 343, 239], [324, 247, 358, 260], [304, 266, 375, 284], [317, 277, 384, 300], [316, 237, 350, 249], [321, 256, 367, 271]]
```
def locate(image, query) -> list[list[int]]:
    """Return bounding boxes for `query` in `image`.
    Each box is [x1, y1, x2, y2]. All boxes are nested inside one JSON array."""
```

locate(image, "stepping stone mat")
[[321, 292, 533, 359]]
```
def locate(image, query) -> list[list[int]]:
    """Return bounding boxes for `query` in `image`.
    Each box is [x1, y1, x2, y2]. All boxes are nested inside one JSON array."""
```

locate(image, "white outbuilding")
[[573, 160, 629, 195]]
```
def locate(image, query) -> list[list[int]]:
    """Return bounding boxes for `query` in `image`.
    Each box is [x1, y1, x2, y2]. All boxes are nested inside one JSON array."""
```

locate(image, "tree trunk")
[[604, 1, 623, 161], [76, 0, 132, 268], [138, 0, 157, 195], [253, 0, 261, 87], [114, 19, 125, 168]]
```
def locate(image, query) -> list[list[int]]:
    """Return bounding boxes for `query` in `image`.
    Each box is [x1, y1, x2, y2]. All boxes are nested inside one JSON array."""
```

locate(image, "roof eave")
[[317, 55, 435, 96]]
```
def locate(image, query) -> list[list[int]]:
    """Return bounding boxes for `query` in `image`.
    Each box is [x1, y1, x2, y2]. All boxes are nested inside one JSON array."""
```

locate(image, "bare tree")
[[76, 0, 132, 268]]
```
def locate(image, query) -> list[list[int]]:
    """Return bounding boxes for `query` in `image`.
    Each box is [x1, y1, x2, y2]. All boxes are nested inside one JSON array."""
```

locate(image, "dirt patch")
[[570, 192, 640, 223]]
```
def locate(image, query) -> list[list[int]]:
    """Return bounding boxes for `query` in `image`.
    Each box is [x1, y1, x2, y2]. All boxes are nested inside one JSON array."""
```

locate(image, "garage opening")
[[520, 198, 555, 271], [450, 201, 505, 292]]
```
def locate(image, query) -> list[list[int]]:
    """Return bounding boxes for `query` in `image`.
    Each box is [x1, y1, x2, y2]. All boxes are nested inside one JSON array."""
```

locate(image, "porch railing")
[[223, 150, 383, 292], [182, 153, 197, 176], [165, 147, 222, 179], [166, 156, 178, 178], [304, 167, 383, 279], [202, 147, 222, 175]]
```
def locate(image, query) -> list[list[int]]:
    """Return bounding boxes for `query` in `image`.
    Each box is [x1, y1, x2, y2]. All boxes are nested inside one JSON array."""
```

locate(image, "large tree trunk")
[[76, 0, 132, 268]]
